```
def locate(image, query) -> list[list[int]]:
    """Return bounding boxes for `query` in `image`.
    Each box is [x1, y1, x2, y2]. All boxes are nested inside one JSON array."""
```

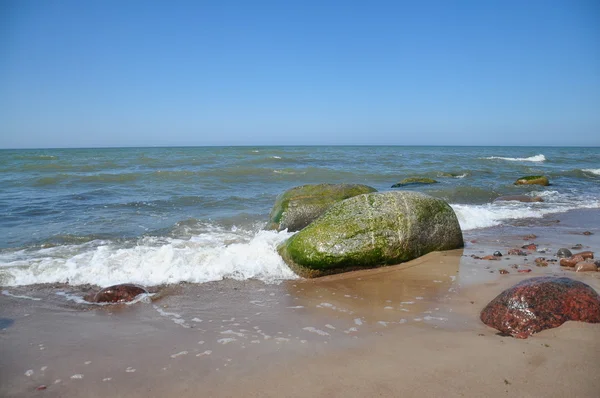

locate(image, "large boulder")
[[278, 191, 464, 277], [480, 277, 600, 338], [514, 175, 549, 186], [267, 183, 377, 232]]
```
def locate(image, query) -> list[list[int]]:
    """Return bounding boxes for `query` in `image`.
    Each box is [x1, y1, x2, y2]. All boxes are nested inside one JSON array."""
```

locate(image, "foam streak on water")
[[482, 154, 546, 162]]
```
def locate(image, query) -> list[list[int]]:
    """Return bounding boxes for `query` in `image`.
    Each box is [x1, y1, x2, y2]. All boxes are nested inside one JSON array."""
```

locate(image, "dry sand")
[[1, 210, 600, 397]]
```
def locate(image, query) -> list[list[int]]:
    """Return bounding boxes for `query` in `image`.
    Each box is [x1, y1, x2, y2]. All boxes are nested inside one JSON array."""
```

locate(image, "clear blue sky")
[[1, 0, 599, 148]]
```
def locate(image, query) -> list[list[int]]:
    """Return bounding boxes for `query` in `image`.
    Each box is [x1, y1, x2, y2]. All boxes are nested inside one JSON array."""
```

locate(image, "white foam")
[[2, 290, 41, 301], [482, 154, 545, 162], [583, 168, 600, 175], [302, 327, 329, 336], [0, 227, 297, 287], [451, 192, 600, 231]]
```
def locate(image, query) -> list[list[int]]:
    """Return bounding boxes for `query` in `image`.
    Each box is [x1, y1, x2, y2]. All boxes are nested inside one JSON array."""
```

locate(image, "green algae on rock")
[[267, 183, 377, 232], [278, 191, 464, 278], [514, 175, 550, 186], [391, 177, 439, 188]]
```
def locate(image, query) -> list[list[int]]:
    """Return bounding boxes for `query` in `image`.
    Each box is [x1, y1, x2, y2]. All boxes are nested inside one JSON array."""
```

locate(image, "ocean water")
[[1, 146, 599, 287]]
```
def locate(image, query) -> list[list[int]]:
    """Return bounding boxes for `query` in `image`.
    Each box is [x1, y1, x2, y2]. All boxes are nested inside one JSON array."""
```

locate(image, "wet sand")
[[1, 209, 600, 397]]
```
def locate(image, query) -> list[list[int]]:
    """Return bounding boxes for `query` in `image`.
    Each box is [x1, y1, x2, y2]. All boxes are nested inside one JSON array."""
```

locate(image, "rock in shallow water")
[[92, 284, 148, 303], [480, 277, 600, 339], [278, 191, 463, 278]]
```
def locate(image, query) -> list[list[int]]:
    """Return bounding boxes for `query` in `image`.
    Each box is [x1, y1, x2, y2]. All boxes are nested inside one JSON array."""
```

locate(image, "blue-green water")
[[1, 146, 599, 286]]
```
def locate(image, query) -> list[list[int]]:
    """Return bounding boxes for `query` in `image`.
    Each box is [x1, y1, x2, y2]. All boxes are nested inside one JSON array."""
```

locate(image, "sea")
[[1, 146, 599, 288]]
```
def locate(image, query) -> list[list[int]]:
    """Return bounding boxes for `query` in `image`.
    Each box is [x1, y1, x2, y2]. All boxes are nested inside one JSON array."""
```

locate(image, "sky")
[[0, 0, 599, 148]]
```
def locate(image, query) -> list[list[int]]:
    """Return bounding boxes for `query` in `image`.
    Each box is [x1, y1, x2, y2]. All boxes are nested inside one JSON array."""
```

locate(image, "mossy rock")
[[514, 176, 550, 186], [267, 183, 377, 232], [391, 177, 439, 188], [278, 191, 464, 278]]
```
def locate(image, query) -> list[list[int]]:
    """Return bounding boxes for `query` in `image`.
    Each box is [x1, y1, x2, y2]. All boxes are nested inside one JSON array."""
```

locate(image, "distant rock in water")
[[91, 284, 148, 303], [267, 183, 376, 232], [514, 175, 550, 186], [278, 191, 464, 278], [494, 195, 544, 203], [480, 277, 600, 339], [391, 177, 439, 188]]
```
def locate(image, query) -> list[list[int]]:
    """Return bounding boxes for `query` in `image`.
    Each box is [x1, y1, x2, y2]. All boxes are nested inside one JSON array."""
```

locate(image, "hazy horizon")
[[1, 0, 599, 148]]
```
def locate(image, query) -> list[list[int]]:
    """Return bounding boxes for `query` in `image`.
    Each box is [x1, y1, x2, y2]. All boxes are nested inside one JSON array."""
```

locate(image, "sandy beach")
[[2, 209, 600, 397]]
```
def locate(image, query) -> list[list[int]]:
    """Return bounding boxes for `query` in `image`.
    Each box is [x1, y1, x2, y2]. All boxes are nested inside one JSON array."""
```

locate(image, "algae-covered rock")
[[514, 175, 549, 186], [391, 177, 439, 188], [278, 191, 464, 277], [267, 183, 377, 232]]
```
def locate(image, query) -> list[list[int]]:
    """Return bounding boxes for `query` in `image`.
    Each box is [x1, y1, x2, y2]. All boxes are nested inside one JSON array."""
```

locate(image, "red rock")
[[499, 269, 509, 274], [560, 255, 585, 268], [517, 269, 532, 273], [573, 251, 594, 260], [534, 257, 549, 267], [523, 234, 537, 240], [92, 284, 148, 303], [36, 385, 47, 391], [574, 261, 598, 272], [583, 231, 593, 236], [522, 244, 537, 251], [481, 255, 499, 260], [480, 277, 600, 338], [508, 249, 528, 256]]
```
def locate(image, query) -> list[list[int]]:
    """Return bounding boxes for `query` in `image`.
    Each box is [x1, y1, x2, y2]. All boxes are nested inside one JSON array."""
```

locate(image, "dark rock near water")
[[480, 277, 600, 338], [267, 183, 377, 232], [493, 251, 503, 257], [514, 175, 550, 186], [494, 195, 544, 203], [571, 243, 583, 250], [391, 177, 438, 188], [91, 284, 148, 303], [556, 248, 573, 258], [522, 243, 537, 251], [278, 191, 463, 278]]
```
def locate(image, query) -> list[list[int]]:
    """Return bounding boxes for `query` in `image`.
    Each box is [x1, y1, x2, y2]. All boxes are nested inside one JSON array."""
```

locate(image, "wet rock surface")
[[480, 277, 600, 339], [89, 284, 148, 303]]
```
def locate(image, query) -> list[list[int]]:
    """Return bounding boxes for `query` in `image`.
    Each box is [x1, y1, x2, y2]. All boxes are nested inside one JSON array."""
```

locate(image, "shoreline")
[[1, 208, 600, 397]]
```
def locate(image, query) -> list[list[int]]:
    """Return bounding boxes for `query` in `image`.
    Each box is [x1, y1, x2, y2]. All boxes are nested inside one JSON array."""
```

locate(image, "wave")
[[0, 227, 297, 287], [583, 168, 600, 176], [482, 154, 546, 162], [452, 190, 600, 230]]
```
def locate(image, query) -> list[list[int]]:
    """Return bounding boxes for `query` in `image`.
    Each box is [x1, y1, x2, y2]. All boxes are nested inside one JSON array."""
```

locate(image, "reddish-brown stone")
[[480, 277, 600, 338], [574, 251, 594, 260], [560, 255, 585, 268], [517, 268, 532, 273], [92, 284, 148, 303], [508, 248, 528, 256], [480, 255, 499, 260], [574, 261, 598, 272], [534, 257, 549, 267], [522, 244, 537, 251]]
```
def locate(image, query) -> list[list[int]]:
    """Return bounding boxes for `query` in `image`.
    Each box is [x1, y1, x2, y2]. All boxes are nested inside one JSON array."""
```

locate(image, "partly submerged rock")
[[391, 177, 438, 188], [267, 183, 377, 232], [480, 277, 600, 338], [556, 248, 573, 258], [514, 175, 550, 186], [278, 191, 464, 278], [91, 284, 148, 303], [494, 195, 544, 203]]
